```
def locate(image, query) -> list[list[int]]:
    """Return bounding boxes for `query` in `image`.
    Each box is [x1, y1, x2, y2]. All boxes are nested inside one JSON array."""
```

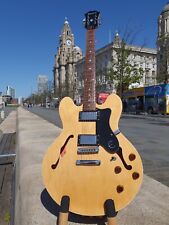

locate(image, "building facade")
[[53, 18, 82, 99], [53, 3, 169, 100], [157, 2, 169, 83], [37, 75, 48, 94], [6, 86, 15, 98], [76, 33, 157, 97]]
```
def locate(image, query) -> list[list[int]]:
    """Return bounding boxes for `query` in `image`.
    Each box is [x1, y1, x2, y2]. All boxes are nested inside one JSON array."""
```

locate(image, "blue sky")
[[0, 0, 167, 98]]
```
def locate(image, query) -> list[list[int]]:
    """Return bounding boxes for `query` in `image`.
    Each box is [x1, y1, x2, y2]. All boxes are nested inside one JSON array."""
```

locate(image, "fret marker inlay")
[[83, 29, 96, 111]]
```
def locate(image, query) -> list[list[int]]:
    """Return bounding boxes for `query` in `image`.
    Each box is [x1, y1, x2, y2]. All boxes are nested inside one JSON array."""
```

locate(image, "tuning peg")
[[83, 18, 86, 26], [98, 17, 101, 26]]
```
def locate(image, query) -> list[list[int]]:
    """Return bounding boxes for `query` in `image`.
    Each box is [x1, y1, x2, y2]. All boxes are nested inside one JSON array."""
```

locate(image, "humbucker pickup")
[[77, 147, 99, 154], [79, 111, 99, 121], [78, 135, 98, 146], [76, 160, 101, 166]]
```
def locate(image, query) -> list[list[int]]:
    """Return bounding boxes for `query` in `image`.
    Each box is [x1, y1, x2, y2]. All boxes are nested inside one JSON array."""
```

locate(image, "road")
[[27, 106, 169, 187]]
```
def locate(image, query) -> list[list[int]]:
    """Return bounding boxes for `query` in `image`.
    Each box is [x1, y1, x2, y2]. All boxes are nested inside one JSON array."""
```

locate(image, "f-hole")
[[51, 135, 74, 169], [116, 147, 132, 170]]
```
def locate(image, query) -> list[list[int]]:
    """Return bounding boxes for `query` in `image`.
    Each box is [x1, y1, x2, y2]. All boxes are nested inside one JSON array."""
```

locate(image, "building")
[[53, 3, 169, 100], [53, 18, 82, 99], [76, 33, 157, 97], [18, 97, 24, 105], [37, 75, 48, 94], [157, 2, 169, 83], [6, 86, 15, 98]]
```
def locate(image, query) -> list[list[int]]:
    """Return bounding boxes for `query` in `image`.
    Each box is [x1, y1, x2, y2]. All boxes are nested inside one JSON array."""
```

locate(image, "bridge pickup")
[[77, 147, 99, 154], [78, 135, 98, 146], [76, 160, 101, 166], [79, 111, 99, 121]]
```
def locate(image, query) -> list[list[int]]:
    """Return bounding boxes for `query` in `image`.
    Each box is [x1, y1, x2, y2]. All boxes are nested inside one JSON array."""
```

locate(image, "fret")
[[82, 28, 96, 112], [83, 101, 95, 104]]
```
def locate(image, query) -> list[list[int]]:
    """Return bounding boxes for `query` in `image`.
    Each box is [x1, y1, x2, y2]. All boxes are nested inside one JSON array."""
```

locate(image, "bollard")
[[1, 110, 5, 120]]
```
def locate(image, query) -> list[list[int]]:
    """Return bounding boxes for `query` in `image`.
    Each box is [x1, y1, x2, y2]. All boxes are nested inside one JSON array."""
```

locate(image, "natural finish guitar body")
[[42, 94, 143, 216]]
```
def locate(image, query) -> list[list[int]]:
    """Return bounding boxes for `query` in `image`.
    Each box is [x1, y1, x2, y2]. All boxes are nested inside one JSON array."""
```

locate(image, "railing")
[[0, 153, 16, 165]]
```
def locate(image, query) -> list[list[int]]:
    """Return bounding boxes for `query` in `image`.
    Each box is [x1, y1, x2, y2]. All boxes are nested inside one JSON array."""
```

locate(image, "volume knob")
[[108, 140, 116, 150]]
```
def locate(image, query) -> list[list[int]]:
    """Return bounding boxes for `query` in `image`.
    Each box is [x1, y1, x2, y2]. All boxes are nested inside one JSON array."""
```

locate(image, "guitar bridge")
[[76, 160, 101, 166], [77, 146, 99, 154]]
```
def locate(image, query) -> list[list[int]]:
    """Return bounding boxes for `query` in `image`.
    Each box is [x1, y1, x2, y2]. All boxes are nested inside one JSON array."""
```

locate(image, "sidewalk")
[[122, 113, 169, 124], [15, 107, 169, 225], [0, 110, 16, 134]]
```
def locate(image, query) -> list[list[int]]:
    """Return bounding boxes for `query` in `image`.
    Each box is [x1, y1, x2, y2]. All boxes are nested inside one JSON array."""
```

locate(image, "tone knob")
[[108, 140, 116, 150]]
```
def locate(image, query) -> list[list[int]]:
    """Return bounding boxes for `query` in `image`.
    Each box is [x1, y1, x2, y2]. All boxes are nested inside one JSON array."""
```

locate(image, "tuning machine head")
[[84, 11, 101, 30]]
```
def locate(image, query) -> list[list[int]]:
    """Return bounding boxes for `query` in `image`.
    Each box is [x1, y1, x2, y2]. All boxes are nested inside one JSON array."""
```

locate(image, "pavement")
[[13, 107, 169, 225], [122, 112, 169, 124], [0, 110, 16, 134]]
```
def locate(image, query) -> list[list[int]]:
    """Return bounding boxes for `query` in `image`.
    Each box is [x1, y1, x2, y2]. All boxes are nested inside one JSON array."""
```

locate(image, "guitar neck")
[[83, 29, 96, 111]]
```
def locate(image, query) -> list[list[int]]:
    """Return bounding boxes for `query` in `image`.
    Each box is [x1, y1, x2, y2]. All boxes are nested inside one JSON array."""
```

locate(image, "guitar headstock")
[[83, 11, 100, 30]]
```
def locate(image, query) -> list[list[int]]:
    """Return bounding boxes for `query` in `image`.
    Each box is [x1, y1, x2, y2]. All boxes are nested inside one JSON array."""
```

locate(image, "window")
[[152, 71, 156, 77]]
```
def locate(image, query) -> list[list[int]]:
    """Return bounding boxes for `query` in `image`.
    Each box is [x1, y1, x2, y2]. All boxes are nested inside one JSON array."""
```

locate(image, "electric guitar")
[[42, 11, 143, 216]]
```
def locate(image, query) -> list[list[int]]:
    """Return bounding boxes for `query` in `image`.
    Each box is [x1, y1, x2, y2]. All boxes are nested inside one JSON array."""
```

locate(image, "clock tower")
[[54, 18, 82, 99], [59, 17, 74, 51], [157, 2, 169, 83]]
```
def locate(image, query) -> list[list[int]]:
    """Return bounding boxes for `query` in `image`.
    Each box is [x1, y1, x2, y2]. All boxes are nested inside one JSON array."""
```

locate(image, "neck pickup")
[[79, 110, 99, 121]]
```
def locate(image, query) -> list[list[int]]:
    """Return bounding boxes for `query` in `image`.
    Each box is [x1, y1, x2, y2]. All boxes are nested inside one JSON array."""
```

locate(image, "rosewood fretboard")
[[83, 29, 96, 111]]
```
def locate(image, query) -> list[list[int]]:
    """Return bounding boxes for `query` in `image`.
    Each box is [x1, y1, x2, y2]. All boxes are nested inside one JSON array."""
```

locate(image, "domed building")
[[53, 18, 82, 99], [162, 2, 169, 13], [157, 2, 169, 83]]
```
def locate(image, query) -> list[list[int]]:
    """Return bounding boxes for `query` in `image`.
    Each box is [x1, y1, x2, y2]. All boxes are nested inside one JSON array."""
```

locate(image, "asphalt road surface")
[[27, 106, 169, 187]]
